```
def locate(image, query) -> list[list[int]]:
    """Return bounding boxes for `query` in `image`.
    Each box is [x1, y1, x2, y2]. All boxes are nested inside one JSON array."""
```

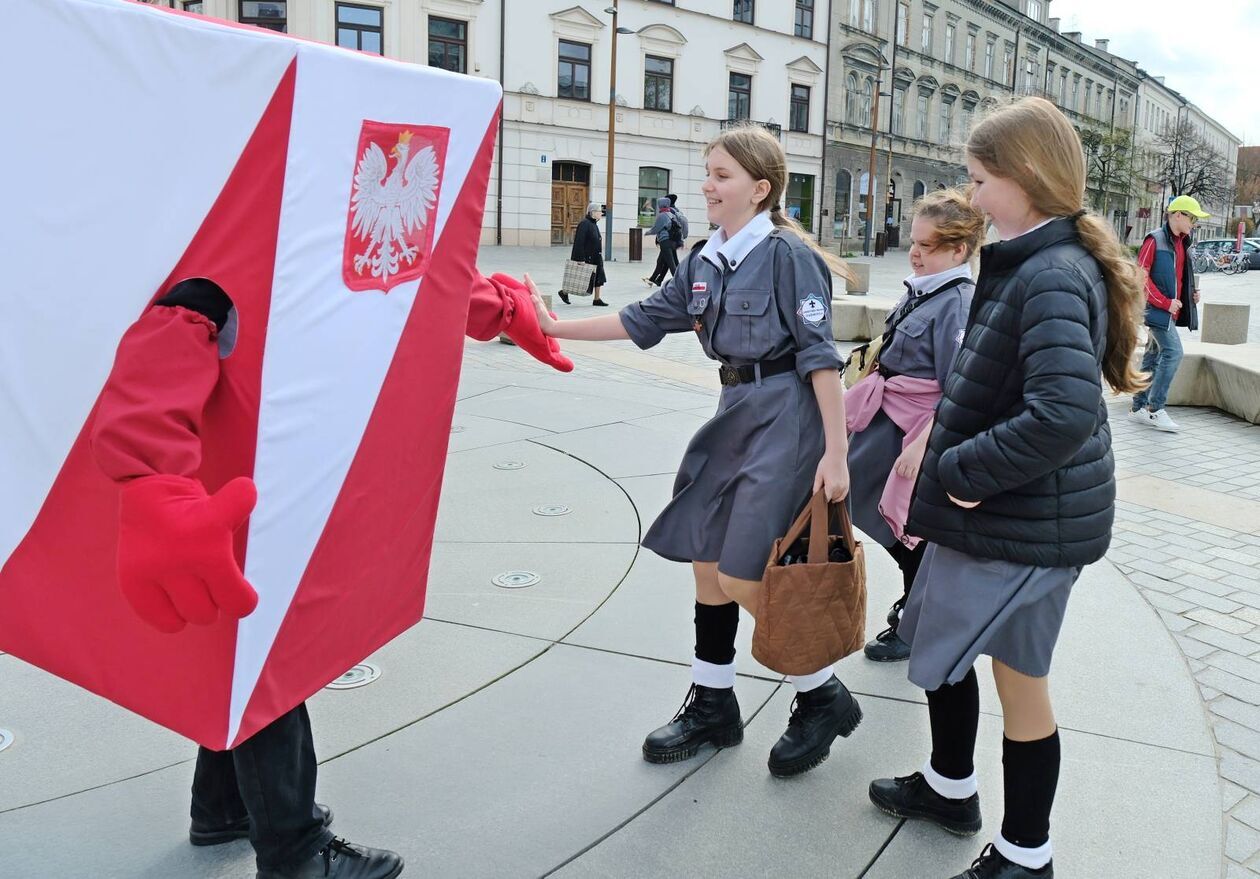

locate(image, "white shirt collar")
[[1006, 216, 1058, 240], [903, 263, 973, 298], [700, 211, 774, 272]]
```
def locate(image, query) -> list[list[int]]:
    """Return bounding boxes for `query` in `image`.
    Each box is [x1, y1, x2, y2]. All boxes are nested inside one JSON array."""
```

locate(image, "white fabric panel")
[[229, 44, 502, 742], [0, 0, 294, 570]]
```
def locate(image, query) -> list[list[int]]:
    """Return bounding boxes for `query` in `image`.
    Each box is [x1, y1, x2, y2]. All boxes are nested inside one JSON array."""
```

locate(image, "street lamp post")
[[603, 3, 634, 262]]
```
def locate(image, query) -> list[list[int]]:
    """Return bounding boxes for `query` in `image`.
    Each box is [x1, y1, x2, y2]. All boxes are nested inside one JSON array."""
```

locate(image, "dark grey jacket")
[[907, 218, 1115, 567]]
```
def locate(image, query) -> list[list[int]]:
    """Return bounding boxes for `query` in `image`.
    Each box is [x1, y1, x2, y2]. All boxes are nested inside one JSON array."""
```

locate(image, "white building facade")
[[160, 0, 830, 249]]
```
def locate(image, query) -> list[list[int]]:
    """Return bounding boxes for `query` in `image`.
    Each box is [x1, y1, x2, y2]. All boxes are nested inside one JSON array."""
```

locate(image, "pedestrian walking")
[[867, 97, 1145, 879], [846, 188, 984, 663], [644, 196, 681, 286], [560, 203, 608, 306], [668, 192, 690, 251], [1128, 194, 1206, 432], [525, 123, 864, 778]]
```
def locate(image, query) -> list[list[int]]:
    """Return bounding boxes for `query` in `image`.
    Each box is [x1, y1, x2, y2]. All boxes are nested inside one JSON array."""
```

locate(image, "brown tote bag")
[[752, 489, 868, 676]]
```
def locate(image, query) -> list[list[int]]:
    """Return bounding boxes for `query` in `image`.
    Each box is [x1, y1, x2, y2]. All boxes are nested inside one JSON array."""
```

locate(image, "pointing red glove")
[[117, 474, 259, 634], [489, 272, 574, 373]]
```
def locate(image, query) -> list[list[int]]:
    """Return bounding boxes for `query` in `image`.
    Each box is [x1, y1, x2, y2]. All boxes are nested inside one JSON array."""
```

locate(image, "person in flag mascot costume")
[[0, 1, 569, 878]]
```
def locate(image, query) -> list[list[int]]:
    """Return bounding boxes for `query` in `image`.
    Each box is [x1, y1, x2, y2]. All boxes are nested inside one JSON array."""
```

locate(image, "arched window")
[[913, 180, 926, 202], [863, 76, 874, 126], [846, 73, 861, 124]]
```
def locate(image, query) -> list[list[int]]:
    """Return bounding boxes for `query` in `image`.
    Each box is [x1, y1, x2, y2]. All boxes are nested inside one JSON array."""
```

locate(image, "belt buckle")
[[719, 365, 741, 387]]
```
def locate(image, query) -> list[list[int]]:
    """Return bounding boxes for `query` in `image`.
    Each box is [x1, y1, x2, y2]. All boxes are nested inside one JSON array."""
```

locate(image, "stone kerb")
[[1201, 302, 1251, 345]]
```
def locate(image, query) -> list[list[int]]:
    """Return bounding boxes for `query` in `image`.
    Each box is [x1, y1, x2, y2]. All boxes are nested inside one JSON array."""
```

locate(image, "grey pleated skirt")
[[641, 371, 823, 582], [899, 542, 1082, 691]]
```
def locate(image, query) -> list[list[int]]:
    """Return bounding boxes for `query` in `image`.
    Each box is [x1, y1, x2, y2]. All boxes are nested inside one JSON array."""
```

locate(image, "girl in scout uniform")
[[526, 124, 861, 778], [867, 98, 1145, 879], [847, 189, 985, 664]]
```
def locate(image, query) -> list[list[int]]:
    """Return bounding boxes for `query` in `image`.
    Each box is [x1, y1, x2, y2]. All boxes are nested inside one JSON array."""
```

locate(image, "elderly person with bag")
[[560, 203, 608, 306]]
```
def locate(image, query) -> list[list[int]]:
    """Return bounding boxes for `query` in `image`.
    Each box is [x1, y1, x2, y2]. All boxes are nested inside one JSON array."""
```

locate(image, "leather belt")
[[717, 353, 797, 387]]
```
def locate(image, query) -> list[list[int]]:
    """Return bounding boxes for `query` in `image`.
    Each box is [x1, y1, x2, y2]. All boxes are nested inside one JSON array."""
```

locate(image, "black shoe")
[[191, 803, 333, 847], [869, 771, 982, 836], [950, 843, 1053, 878], [767, 676, 863, 778], [256, 837, 404, 879], [864, 627, 911, 662], [642, 683, 743, 764], [558, 290, 570, 304], [591, 299, 609, 306], [886, 597, 905, 629]]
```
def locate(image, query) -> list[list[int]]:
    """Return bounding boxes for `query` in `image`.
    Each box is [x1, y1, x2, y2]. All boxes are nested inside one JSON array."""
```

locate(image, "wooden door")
[[551, 181, 588, 246]]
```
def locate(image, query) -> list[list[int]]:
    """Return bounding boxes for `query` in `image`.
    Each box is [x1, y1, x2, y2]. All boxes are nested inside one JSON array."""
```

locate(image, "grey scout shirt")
[[619, 211, 841, 382]]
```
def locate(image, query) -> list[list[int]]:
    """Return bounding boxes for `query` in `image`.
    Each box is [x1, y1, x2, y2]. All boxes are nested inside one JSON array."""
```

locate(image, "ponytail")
[[768, 206, 855, 283], [1073, 212, 1148, 394]]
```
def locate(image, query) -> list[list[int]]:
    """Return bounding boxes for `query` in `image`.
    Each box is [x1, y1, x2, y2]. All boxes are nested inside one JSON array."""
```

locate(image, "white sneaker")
[[1148, 409, 1181, 432], [1128, 408, 1154, 426]]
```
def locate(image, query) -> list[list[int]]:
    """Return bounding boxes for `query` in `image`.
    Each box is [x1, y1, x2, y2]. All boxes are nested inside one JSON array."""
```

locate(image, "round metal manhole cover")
[[493, 571, 540, 589], [0, 729, 14, 753], [533, 504, 572, 517], [325, 663, 381, 690], [493, 460, 526, 471]]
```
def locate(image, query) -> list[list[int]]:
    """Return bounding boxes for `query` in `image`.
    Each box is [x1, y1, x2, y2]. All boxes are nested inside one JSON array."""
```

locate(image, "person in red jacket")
[[89, 273, 568, 879]]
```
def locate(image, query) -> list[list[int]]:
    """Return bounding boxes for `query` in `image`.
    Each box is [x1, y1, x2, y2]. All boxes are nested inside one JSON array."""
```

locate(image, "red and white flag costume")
[[0, 0, 563, 750]]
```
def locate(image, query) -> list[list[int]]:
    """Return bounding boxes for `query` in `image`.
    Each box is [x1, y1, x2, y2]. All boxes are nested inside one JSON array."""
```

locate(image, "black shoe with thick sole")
[[950, 843, 1053, 878], [642, 683, 743, 764], [869, 771, 982, 836], [767, 676, 863, 778], [191, 803, 333, 847], [591, 299, 609, 306], [557, 290, 571, 305], [256, 837, 404, 879], [864, 627, 911, 662]]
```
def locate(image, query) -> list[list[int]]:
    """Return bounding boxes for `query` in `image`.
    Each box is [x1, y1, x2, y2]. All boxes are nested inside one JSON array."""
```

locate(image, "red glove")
[[117, 474, 259, 633], [489, 272, 574, 373]]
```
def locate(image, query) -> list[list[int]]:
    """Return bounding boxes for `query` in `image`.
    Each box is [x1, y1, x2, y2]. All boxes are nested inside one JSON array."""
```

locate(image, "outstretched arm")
[[465, 271, 574, 372]]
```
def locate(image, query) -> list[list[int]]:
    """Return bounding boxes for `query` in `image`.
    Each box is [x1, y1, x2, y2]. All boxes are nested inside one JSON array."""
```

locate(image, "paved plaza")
[[1, 245, 1257, 877]]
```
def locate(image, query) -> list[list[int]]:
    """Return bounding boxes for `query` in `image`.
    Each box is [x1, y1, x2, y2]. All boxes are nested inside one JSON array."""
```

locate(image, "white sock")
[[995, 834, 1053, 870], [691, 658, 736, 689], [922, 758, 979, 799], [789, 667, 834, 693]]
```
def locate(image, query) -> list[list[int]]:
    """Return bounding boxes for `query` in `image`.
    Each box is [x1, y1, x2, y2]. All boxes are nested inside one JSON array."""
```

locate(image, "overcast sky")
[[1047, 0, 1258, 144]]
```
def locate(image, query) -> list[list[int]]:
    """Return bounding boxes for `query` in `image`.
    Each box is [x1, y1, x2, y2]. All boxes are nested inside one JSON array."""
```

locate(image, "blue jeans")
[[1132, 322, 1183, 412]]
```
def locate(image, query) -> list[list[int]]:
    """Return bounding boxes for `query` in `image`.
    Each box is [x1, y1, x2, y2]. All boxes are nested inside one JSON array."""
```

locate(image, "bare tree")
[[1152, 119, 1233, 204], [1080, 127, 1136, 216], [1236, 147, 1260, 207]]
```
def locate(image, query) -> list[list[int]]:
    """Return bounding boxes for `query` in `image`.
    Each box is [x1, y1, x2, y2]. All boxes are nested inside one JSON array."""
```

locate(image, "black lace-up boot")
[[641, 684, 743, 764], [255, 836, 403, 879], [949, 843, 1053, 878], [767, 676, 863, 777]]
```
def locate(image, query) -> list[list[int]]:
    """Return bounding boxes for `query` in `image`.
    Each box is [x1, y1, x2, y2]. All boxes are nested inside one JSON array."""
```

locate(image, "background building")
[[140, 0, 1239, 249]]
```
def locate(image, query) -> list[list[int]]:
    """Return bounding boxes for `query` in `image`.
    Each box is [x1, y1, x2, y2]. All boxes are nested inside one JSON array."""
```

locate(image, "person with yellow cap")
[[1129, 195, 1207, 432]]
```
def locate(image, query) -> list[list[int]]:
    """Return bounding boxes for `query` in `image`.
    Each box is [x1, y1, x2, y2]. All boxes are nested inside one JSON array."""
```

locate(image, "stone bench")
[[1166, 340, 1260, 423], [1201, 302, 1251, 345]]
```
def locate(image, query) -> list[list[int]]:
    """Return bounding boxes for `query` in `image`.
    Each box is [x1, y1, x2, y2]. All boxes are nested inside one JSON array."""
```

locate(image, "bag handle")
[[775, 488, 858, 565]]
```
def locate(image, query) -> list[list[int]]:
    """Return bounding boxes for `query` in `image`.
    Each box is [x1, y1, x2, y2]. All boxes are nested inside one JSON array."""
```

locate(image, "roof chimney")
[[1095, 38, 1109, 53], [1063, 31, 1082, 43], [1048, 17, 1060, 32]]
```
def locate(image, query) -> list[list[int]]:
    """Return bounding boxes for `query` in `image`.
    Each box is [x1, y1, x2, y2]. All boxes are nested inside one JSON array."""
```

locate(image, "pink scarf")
[[845, 373, 942, 548]]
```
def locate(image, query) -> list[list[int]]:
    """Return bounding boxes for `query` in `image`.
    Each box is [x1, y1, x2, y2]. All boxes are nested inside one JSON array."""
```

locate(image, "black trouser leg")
[[694, 601, 739, 666], [885, 540, 928, 629], [1001, 731, 1061, 848], [648, 246, 670, 284], [663, 243, 680, 281], [926, 667, 980, 782], [191, 702, 328, 871]]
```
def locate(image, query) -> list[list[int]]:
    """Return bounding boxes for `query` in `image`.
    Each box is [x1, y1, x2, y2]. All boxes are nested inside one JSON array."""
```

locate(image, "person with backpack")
[[668, 192, 690, 252], [645, 197, 681, 286]]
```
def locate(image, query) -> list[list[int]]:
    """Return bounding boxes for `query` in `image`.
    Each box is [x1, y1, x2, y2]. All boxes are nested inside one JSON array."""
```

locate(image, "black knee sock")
[[886, 540, 928, 608], [1001, 730, 1060, 849], [926, 668, 980, 781], [694, 601, 739, 668]]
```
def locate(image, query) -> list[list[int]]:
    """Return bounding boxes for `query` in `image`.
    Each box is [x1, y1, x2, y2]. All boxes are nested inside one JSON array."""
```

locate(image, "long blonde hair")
[[705, 124, 854, 282], [966, 97, 1145, 394]]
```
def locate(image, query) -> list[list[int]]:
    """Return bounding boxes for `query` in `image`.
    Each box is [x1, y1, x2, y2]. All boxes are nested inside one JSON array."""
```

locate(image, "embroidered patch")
[[692, 281, 708, 293], [796, 294, 827, 327]]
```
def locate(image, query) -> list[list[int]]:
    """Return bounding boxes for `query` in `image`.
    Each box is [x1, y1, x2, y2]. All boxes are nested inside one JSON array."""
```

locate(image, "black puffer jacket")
[[907, 218, 1114, 568]]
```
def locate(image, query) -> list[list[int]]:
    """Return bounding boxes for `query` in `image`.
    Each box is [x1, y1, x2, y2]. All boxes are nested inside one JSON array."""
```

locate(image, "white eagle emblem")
[[349, 129, 440, 285]]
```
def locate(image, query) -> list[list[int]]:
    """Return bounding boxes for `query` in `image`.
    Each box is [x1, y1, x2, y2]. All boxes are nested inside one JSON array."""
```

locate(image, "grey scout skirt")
[[641, 371, 824, 582], [899, 542, 1082, 691]]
